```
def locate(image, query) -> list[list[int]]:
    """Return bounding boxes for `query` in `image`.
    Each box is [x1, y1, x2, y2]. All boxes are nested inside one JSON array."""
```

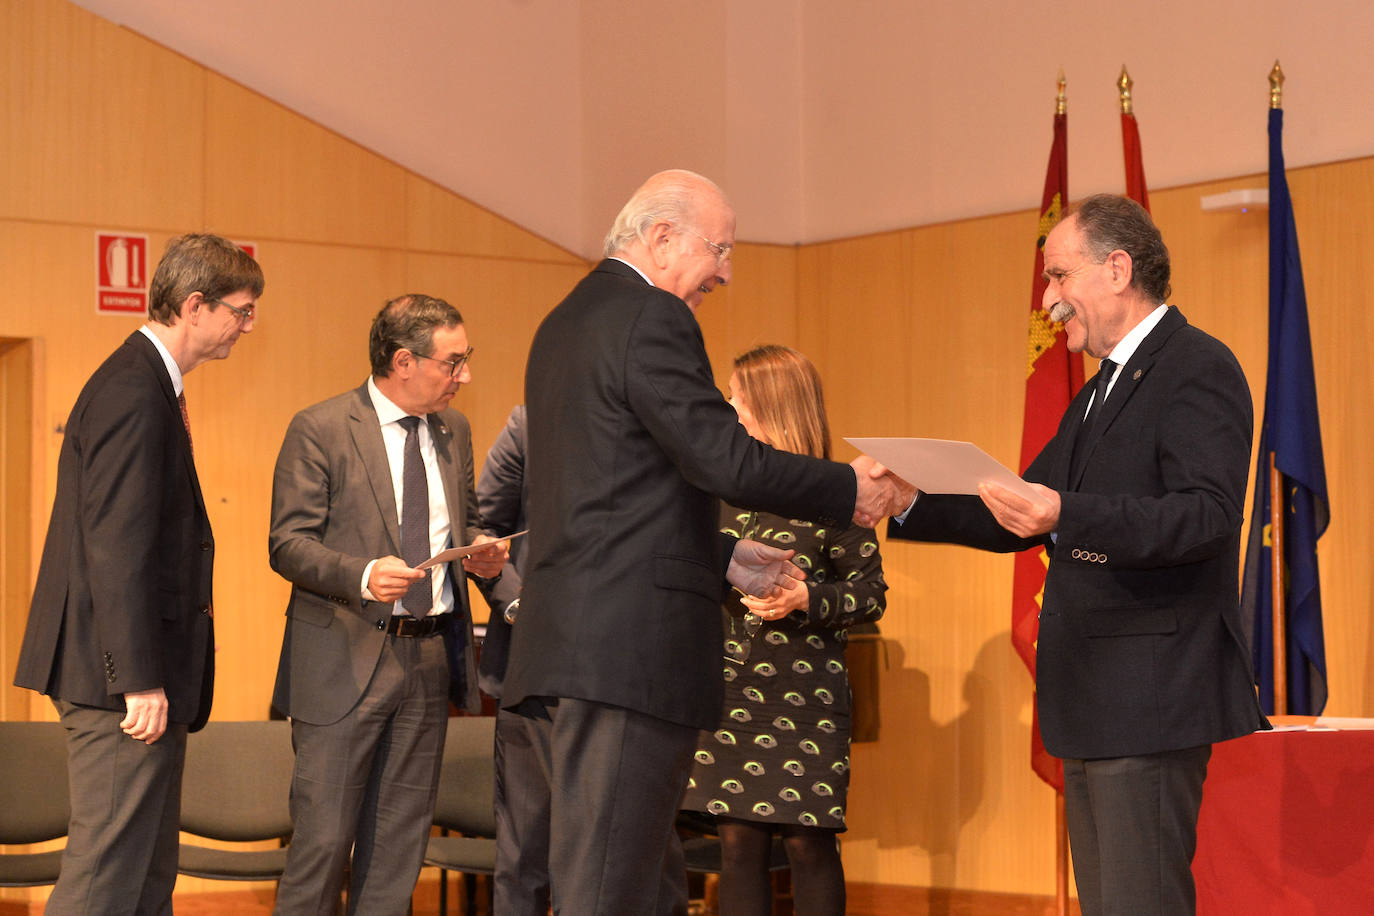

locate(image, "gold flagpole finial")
[[1056, 68, 1067, 115], [1118, 65, 1134, 115], [1269, 60, 1285, 109]]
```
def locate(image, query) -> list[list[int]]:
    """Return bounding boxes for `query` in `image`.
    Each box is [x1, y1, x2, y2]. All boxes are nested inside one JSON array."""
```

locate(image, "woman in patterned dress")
[[681, 345, 887, 916]]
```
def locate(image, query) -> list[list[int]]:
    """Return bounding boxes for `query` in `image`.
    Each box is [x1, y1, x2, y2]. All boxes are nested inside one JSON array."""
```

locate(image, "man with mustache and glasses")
[[879, 194, 1269, 916]]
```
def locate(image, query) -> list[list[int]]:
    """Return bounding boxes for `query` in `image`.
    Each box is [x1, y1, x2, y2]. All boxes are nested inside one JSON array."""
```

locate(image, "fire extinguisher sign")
[[96, 232, 150, 314]]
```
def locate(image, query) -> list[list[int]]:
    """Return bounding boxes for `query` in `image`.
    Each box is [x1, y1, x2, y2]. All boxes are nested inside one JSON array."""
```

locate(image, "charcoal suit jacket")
[[16, 331, 215, 729], [502, 259, 857, 731], [889, 307, 1269, 759]]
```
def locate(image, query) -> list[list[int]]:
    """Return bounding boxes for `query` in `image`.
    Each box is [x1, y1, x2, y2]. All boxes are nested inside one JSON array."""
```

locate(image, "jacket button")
[[376, 619, 387, 630], [200, 541, 212, 551], [108, 673, 117, 683], [200, 605, 211, 615]]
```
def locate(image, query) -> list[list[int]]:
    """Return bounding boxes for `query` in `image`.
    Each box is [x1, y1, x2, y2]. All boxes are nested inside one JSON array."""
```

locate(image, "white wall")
[[68, 0, 1374, 256]]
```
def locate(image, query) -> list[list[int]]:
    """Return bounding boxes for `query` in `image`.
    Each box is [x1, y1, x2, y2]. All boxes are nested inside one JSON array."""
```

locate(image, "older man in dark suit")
[[882, 195, 1269, 916], [500, 169, 908, 914], [268, 294, 510, 914], [14, 234, 262, 916]]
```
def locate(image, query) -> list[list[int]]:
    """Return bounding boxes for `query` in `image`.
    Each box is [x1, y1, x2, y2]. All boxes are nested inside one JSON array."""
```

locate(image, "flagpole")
[[1118, 66, 1150, 212], [1269, 452, 1287, 715], [1118, 66, 1134, 115], [1052, 72, 1070, 916], [1268, 61, 1289, 716]]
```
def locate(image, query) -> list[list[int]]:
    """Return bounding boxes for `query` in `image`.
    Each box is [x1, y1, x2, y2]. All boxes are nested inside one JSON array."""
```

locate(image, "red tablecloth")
[[1193, 726, 1374, 914]]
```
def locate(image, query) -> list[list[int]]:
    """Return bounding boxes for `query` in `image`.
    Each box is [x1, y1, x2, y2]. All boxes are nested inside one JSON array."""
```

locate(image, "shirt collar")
[[367, 375, 415, 426], [1106, 303, 1170, 367], [609, 256, 654, 287], [139, 325, 184, 396]]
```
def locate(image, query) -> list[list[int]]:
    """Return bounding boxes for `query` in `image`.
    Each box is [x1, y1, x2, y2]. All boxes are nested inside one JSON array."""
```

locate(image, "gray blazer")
[[268, 382, 484, 723]]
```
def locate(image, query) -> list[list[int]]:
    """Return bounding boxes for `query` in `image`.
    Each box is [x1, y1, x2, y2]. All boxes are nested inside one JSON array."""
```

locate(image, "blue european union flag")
[[1240, 107, 1329, 716]]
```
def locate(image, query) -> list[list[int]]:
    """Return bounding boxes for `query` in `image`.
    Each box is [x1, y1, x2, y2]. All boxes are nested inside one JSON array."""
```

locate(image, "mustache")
[[1049, 302, 1075, 323]]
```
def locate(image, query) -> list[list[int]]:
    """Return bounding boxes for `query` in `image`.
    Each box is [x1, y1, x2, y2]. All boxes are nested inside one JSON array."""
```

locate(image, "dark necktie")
[[1070, 358, 1116, 479], [177, 392, 193, 456], [398, 416, 432, 615]]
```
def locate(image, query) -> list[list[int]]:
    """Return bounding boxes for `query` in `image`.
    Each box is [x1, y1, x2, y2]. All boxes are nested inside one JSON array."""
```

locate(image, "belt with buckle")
[[384, 613, 451, 638]]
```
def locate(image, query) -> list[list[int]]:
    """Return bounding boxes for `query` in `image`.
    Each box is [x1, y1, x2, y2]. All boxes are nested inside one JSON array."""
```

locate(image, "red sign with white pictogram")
[[96, 233, 150, 314]]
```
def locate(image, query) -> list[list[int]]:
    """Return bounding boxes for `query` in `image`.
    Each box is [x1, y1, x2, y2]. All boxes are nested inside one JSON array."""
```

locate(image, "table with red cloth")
[[1192, 717, 1374, 914]]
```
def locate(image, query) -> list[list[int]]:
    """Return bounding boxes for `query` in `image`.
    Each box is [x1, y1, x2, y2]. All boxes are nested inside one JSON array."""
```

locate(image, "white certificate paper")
[[844, 438, 1047, 504], [416, 529, 529, 570]]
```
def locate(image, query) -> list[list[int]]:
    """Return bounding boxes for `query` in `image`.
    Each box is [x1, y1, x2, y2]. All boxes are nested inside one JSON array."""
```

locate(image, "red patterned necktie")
[[178, 392, 193, 456]]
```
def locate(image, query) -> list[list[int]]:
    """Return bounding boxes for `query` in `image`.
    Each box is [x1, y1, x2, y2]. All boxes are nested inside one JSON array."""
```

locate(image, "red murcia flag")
[[1011, 108, 1083, 791], [1122, 108, 1151, 212]]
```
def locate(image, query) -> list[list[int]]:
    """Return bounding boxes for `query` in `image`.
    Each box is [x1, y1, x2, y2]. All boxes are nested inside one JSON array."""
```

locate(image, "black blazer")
[[15, 332, 215, 730], [890, 307, 1269, 758], [502, 259, 856, 730], [268, 383, 486, 723]]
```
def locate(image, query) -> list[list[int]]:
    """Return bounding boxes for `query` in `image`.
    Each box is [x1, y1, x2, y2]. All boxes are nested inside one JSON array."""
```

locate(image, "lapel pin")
[[1132, 369, 1142, 380]]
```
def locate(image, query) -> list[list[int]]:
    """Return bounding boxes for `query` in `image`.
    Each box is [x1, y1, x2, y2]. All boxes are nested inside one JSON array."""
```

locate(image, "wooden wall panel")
[[0, 339, 35, 723], [6, 0, 1374, 905], [1282, 159, 1374, 717], [797, 232, 916, 450], [203, 74, 408, 247], [696, 242, 800, 390], [401, 252, 589, 464], [405, 174, 583, 264], [0, 0, 205, 230], [188, 241, 410, 721]]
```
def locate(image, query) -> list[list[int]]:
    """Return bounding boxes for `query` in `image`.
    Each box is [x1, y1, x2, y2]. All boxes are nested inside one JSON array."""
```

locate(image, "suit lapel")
[[428, 413, 464, 536], [348, 385, 402, 554], [128, 332, 207, 514], [1068, 307, 1185, 489]]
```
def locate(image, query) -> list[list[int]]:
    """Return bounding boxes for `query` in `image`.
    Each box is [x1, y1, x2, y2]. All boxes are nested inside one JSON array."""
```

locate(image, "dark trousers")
[[46, 700, 187, 916], [507, 697, 697, 916], [1062, 744, 1212, 916], [493, 707, 552, 915], [273, 632, 450, 916]]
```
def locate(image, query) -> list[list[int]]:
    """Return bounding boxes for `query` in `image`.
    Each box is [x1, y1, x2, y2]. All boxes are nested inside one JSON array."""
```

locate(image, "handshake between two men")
[[728, 454, 1064, 601]]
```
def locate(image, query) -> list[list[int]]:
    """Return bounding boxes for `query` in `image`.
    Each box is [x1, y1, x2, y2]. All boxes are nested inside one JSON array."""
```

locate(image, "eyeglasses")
[[203, 297, 256, 323], [411, 347, 475, 378], [675, 225, 733, 267]]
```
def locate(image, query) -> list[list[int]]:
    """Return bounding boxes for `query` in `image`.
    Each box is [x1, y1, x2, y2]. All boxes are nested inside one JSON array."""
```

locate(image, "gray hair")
[[1067, 194, 1172, 303], [602, 169, 726, 257]]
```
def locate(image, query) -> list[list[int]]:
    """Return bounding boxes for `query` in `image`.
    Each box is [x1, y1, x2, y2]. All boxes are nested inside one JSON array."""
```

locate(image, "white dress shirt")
[[361, 376, 455, 617]]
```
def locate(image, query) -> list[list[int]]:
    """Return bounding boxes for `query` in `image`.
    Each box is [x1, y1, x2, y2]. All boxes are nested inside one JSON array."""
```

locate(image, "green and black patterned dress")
[[680, 507, 887, 830]]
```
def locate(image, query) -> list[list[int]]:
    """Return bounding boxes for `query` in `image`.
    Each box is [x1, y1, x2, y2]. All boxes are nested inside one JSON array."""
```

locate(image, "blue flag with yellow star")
[[1240, 107, 1329, 716]]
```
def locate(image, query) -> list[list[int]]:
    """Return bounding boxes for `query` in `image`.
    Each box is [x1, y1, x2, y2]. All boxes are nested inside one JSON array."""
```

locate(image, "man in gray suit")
[[15, 234, 262, 916], [268, 294, 509, 914]]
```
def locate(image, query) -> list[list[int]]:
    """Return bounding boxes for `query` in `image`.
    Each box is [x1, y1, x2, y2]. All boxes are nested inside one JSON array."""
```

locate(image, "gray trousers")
[[1062, 744, 1212, 916], [505, 697, 697, 916], [273, 632, 450, 916], [46, 699, 187, 916], [493, 707, 552, 915]]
